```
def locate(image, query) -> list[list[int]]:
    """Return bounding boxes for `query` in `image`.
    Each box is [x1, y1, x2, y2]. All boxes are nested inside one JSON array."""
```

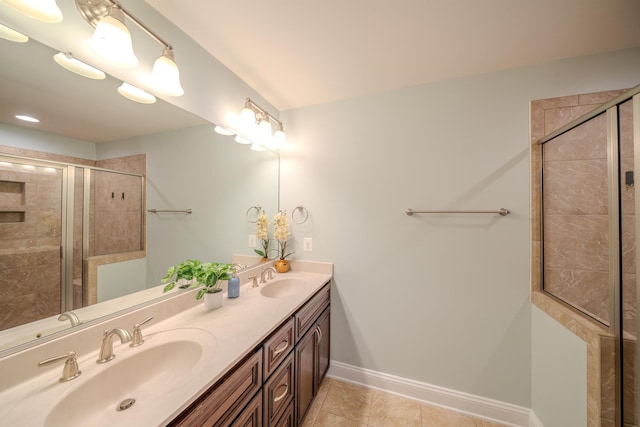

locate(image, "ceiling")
[[145, 0, 640, 111]]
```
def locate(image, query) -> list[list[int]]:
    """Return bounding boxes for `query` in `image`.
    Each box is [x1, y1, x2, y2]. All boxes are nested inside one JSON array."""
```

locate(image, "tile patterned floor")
[[301, 377, 510, 427]]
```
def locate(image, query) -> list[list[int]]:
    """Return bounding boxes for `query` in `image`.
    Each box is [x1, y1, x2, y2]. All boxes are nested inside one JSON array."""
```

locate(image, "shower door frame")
[[538, 83, 640, 426]]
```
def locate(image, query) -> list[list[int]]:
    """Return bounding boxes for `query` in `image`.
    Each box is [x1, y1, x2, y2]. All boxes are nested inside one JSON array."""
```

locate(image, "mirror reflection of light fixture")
[[250, 142, 266, 151], [151, 48, 184, 96], [117, 82, 156, 104], [2, 0, 63, 23], [53, 52, 106, 80], [234, 135, 253, 145], [86, 5, 138, 68], [76, 0, 184, 96], [0, 23, 28, 42], [214, 126, 234, 136]]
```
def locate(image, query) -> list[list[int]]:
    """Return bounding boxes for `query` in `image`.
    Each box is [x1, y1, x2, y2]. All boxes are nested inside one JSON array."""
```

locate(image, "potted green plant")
[[162, 259, 235, 309]]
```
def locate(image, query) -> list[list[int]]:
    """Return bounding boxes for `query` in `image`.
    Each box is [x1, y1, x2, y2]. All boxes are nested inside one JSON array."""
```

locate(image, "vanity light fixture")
[[76, 0, 184, 96], [53, 52, 106, 80], [117, 82, 156, 104], [1, 0, 63, 23], [150, 47, 183, 96], [85, 5, 138, 68], [0, 23, 28, 42], [235, 98, 287, 149]]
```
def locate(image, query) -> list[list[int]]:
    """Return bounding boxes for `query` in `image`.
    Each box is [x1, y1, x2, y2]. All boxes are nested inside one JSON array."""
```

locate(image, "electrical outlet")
[[248, 234, 257, 248], [303, 237, 313, 252]]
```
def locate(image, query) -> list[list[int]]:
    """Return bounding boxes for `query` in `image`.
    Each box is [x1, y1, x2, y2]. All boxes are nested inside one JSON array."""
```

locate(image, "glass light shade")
[[272, 129, 287, 149], [117, 82, 156, 104], [3, 0, 62, 23], [257, 119, 272, 146], [214, 126, 235, 136], [87, 10, 138, 68], [250, 142, 266, 151], [234, 135, 252, 145], [239, 107, 257, 136], [151, 49, 184, 96], [54, 52, 105, 80], [0, 23, 28, 42]]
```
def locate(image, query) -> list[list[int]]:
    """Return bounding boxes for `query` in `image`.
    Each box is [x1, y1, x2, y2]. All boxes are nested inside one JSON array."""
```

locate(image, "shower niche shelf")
[[0, 180, 26, 223]]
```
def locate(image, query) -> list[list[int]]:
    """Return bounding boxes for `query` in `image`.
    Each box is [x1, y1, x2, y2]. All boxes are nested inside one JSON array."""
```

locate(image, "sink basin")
[[5, 327, 216, 427], [260, 278, 307, 298]]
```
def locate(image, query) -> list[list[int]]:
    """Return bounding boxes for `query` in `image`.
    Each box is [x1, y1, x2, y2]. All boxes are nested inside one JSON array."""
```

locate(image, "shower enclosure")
[[0, 154, 143, 332], [540, 86, 639, 425]]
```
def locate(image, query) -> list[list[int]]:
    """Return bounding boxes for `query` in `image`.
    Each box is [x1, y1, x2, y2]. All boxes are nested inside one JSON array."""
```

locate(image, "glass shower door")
[[0, 157, 64, 331]]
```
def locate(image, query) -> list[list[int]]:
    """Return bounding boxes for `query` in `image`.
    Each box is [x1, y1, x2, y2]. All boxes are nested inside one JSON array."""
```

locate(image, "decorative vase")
[[275, 259, 290, 273], [261, 257, 269, 263], [203, 290, 224, 310]]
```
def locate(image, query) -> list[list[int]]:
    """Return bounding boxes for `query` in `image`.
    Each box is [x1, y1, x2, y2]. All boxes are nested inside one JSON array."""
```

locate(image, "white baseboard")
[[328, 361, 540, 427]]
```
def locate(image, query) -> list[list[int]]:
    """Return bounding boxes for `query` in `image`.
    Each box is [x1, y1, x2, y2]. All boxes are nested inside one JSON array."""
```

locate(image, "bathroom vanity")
[[0, 261, 332, 427], [170, 281, 331, 426]]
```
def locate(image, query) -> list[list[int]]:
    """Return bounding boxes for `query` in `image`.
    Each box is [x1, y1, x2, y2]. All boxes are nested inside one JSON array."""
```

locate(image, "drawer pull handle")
[[274, 383, 289, 403], [272, 340, 289, 357]]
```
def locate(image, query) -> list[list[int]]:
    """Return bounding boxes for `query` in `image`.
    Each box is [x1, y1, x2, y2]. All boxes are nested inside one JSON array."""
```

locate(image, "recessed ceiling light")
[[53, 52, 105, 80], [0, 23, 28, 42], [15, 114, 39, 123]]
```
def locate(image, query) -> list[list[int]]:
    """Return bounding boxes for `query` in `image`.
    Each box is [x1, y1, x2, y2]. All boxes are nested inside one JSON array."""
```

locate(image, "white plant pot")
[[203, 290, 224, 310]]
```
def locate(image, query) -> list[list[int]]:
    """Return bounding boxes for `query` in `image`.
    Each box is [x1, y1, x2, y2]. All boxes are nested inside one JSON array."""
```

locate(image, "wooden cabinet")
[[295, 284, 331, 425], [263, 352, 295, 426], [169, 348, 263, 427], [170, 280, 331, 427], [231, 391, 263, 427]]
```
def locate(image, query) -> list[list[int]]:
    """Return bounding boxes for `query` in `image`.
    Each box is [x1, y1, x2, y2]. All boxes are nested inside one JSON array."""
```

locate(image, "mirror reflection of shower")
[[0, 155, 143, 332]]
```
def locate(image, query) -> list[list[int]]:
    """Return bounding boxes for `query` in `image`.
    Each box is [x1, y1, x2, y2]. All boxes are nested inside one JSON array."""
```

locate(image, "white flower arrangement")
[[254, 208, 270, 258], [274, 210, 293, 260]]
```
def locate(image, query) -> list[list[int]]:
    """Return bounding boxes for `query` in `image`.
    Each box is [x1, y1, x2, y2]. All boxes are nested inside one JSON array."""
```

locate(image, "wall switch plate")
[[303, 237, 312, 252], [248, 234, 257, 248]]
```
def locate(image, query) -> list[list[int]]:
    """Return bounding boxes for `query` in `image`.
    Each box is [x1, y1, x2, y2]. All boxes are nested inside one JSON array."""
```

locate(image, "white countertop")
[[0, 260, 332, 426]]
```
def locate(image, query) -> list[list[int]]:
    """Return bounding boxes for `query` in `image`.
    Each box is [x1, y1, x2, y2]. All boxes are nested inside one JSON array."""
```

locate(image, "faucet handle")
[[38, 351, 81, 382], [130, 316, 153, 347], [249, 276, 258, 288]]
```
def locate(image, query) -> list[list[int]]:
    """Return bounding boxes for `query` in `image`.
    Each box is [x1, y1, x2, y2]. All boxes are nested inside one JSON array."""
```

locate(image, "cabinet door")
[[316, 308, 330, 386], [295, 325, 317, 424]]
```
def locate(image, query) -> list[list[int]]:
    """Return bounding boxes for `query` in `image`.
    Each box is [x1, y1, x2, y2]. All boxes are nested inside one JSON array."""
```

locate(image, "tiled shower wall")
[[0, 167, 62, 330], [532, 90, 637, 426], [0, 146, 145, 331]]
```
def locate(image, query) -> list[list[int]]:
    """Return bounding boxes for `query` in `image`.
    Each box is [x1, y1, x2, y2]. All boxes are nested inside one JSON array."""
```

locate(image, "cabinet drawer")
[[272, 401, 294, 427], [230, 390, 262, 427], [263, 351, 294, 425], [295, 283, 330, 341], [170, 348, 263, 427], [263, 317, 294, 378]]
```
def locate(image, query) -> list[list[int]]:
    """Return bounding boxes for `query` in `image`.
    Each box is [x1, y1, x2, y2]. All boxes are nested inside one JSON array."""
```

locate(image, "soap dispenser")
[[228, 270, 240, 298]]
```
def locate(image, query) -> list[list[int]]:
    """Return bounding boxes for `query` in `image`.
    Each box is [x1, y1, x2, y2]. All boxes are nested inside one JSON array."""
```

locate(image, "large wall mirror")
[[0, 2, 279, 356]]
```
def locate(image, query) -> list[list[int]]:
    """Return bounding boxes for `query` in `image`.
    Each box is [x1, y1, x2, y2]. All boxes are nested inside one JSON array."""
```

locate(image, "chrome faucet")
[[260, 267, 277, 284], [97, 328, 132, 364], [58, 311, 81, 327]]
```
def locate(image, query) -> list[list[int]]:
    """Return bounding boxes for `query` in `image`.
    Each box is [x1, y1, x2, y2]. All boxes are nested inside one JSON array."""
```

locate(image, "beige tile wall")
[[531, 88, 637, 427], [0, 147, 146, 330]]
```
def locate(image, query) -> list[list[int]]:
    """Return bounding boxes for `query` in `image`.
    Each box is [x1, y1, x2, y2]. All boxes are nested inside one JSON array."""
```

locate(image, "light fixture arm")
[[244, 98, 284, 131], [76, 0, 172, 50]]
